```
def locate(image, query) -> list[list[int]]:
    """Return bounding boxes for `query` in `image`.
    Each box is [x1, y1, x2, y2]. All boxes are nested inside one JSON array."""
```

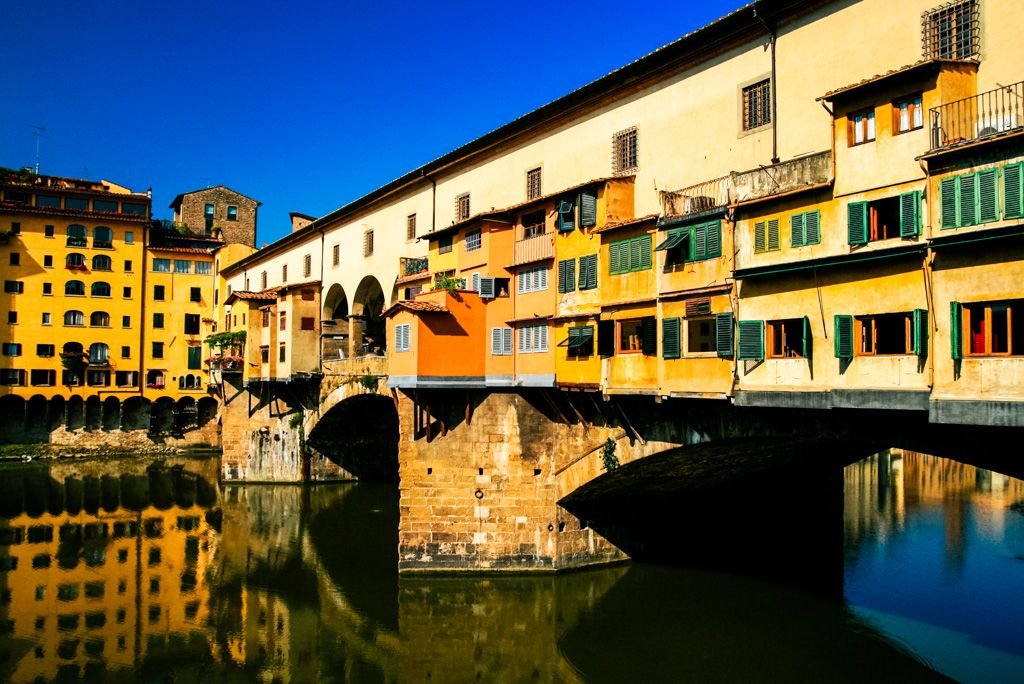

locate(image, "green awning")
[[655, 232, 688, 251]]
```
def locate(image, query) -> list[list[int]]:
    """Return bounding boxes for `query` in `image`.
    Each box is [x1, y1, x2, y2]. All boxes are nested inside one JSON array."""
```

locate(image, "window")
[[518, 323, 548, 353], [364, 229, 374, 257], [184, 314, 200, 335], [153, 313, 164, 329], [90, 312, 110, 327], [124, 260, 133, 272], [66, 224, 87, 247], [894, 95, 924, 133], [280, 312, 287, 330], [954, 300, 1024, 357], [66, 253, 85, 269], [281, 265, 287, 283], [490, 327, 513, 356], [848, 192, 921, 243], [566, 325, 594, 358], [260, 271, 267, 289], [687, 317, 719, 354], [618, 317, 656, 354], [395, 323, 411, 352], [152, 342, 164, 359], [3, 281, 23, 294], [204, 203, 214, 219], [190, 287, 201, 303], [121, 346, 130, 358], [657, 221, 722, 265], [301, 316, 315, 331], [0, 369, 25, 386], [938, 170, 998, 229], [849, 109, 875, 145], [91, 282, 111, 297], [88, 343, 109, 365], [303, 254, 312, 278], [556, 197, 576, 232], [260, 346, 270, 363], [227, 206, 237, 221], [37, 344, 54, 357], [455, 193, 471, 221], [154, 285, 165, 301], [94, 199, 117, 213], [742, 79, 771, 131], [527, 167, 542, 200], [93, 226, 113, 248], [558, 258, 576, 293], [857, 313, 915, 355], [612, 126, 638, 174], [43, 255, 52, 268], [195, 261, 211, 275], [65, 281, 85, 296], [609, 235, 653, 274], [522, 211, 545, 239], [766, 318, 811, 359], [9, 253, 19, 266], [406, 213, 417, 242], [125, 231, 134, 244], [7, 311, 16, 324], [62, 370, 81, 386], [790, 211, 821, 248], [153, 259, 170, 273], [262, 310, 270, 327], [43, 283, 52, 295], [44, 224, 54, 237], [438, 235, 453, 254], [2, 343, 21, 356], [31, 370, 55, 386], [517, 265, 548, 294], [187, 346, 202, 370], [923, 0, 977, 60], [333, 243, 340, 266], [42, 312, 51, 325], [174, 259, 191, 274], [122, 316, 131, 328], [279, 344, 286, 362]]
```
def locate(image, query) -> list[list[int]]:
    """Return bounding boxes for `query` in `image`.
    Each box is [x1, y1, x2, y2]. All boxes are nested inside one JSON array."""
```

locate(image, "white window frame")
[[395, 323, 411, 352], [491, 327, 513, 355], [518, 323, 548, 353]]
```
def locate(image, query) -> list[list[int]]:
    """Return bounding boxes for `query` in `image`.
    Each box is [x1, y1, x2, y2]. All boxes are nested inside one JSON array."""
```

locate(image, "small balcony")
[[93, 239, 113, 249], [399, 256, 429, 278], [929, 81, 1024, 152], [66, 236, 87, 247], [660, 175, 732, 219], [512, 232, 554, 266]]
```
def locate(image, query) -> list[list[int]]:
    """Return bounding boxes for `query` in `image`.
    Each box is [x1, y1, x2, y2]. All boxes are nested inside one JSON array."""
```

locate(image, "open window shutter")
[[639, 235, 652, 269], [978, 169, 998, 223], [806, 211, 820, 245], [471, 273, 481, 292], [479, 277, 495, 299], [939, 176, 959, 228], [767, 219, 780, 251], [754, 221, 766, 253], [641, 317, 657, 355], [847, 202, 868, 245], [737, 320, 764, 361], [1004, 162, 1023, 219], [912, 308, 928, 357], [802, 316, 812, 360], [705, 221, 721, 258], [950, 301, 962, 360], [693, 224, 707, 260], [834, 315, 853, 359], [598, 320, 615, 356], [584, 255, 598, 289], [959, 173, 977, 226], [790, 213, 806, 247], [580, 190, 598, 228], [899, 191, 921, 237], [662, 317, 681, 359], [715, 312, 734, 358], [567, 326, 581, 350], [573, 258, 585, 292], [557, 199, 576, 232]]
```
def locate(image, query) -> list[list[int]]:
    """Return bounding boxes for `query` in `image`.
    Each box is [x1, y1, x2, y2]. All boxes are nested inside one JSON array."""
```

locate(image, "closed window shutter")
[[629, 239, 642, 271], [978, 169, 998, 223], [959, 173, 977, 226], [899, 191, 921, 237], [912, 308, 928, 356], [641, 317, 657, 355], [491, 328, 503, 355], [518, 326, 529, 353], [639, 235, 652, 269], [939, 177, 959, 228], [576, 257, 587, 291], [950, 301, 962, 360], [791, 213, 806, 247], [187, 346, 201, 369], [693, 224, 707, 260], [705, 221, 721, 258], [1004, 162, 1023, 219], [767, 218, 780, 251], [834, 315, 853, 359], [715, 312, 734, 358], [557, 198, 576, 232], [737, 320, 764, 361], [564, 259, 576, 293], [503, 328, 513, 355], [754, 221, 766, 253], [802, 316, 812, 360], [583, 254, 597, 289], [805, 211, 820, 245], [580, 190, 598, 228], [662, 317, 680, 359], [479, 277, 495, 299], [598, 320, 615, 356], [538, 325, 548, 351], [847, 202, 868, 245], [609, 243, 622, 274], [538, 268, 547, 290], [558, 260, 569, 293]]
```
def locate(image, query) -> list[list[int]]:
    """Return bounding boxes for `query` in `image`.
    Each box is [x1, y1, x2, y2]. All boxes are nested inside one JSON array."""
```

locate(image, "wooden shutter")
[[662, 318, 681, 359], [1004, 162, 1023, 219], [716, 312, 734, 358], [639, 236, 652, 269], [802, 316, 812, 359], [479, 277, 495, 299], [685, 298, 711, 317], [693, 224, 707, 260], [912, 308, 928, 357], [977, 169, 998, 223], [939, 176, 959, 228], [950, 301, 962, 360], [557, 259, 570, 293], [580, 190, 598, 228], [790, 213, 806, 247], [834, 315, 853, 359], [754, 221, 766, 253], [187, 346, 201, 369], [491, 328, 504, 355], [471, 273, 480, 292], [581, 254, 598, 290], [598, 320, 615, 356], [574, 257, 586, 293], [705, 221, 721, 258], [537, 325, 548, 351], [503, 328, 513, 355], [538, 268, 548, 290], [641, 317, 657, 355], [959, 173, 977, 226], [805, 210, 820, 245], [899, 191, 921, 238], [557, 198, 576, 232], [847, 202, 868, 245], [737, 320, 764, 360], [518, 326, 530, 353], [609, 242, 623, 274], [564, 259, 575, 293], [767, 218, 780, 251]]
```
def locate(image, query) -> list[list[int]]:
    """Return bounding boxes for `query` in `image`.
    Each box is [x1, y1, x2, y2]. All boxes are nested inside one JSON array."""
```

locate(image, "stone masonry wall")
[[176, 187, 257, 247]]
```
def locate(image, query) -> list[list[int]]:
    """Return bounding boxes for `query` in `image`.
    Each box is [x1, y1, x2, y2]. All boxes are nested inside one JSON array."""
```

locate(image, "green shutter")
[[899, 191, 921, 238], [912, 308, 928, 357], [767, 218, 780, 251], [575, 256, 587, 292], [802, 316, 812, 359], [662, 317, 681, 359], [959, 173, 977, 226], [737, 320, 764, 361], [693, 224, 707, 260], [805, 211, 820, 245], [639, 235, 652, 270], [848, 202, 868, 245], [715, 312, 734, 358], [641, 317, 657, 355], [567, 326, 581, 352], [978, 169, 998, 223], [557, 198, 576, 232], [834, 315, 854, 359], [790, 213, 806, 247], [580, 191, 598, 228], [609, 242, 623, 274], [629, 239, 642, 271], [598, 320, 616, 356], [558, 258, 575, 293], [187, 346, 201, 370], [939, 176, 959, 228], [705, 221, 721, 258], [1004, 162, 1023, 219], [950, 301, 962, 360], [581, 254, 598, 290], [754, 221, 766, 253]]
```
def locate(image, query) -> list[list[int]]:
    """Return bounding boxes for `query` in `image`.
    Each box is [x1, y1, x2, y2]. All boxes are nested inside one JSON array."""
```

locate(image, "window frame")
[[526, 167, 543, 200], [740, 78, 772, 132], [612, 126, 638, 175], [848, 108, 876, 146], [962, 300, 1022, 357], [893, 94, 924, 134], [766, 317, 811, 359], [464, 229, 481, 252]]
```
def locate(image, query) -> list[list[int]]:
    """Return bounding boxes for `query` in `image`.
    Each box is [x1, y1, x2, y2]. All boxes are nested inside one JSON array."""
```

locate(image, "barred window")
[[260, 271, 267, 289], [332, 243, 340, 266], [526, 167, 542, 200], [612, 127, 638, 174], [923, 0, 978, 60], [742, 80, 771, 131], [465, 230, 481, 252], [364, 229, 374, 257], [303, 254, 312, 278], [455, 193, 471, 221], [406, 214, 416, 241]]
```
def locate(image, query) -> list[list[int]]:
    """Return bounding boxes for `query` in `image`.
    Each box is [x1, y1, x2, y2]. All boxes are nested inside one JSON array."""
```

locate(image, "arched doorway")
[[322, 283, 349, 360], [197, 397, 218, 428], [352, 276, 386, 357]]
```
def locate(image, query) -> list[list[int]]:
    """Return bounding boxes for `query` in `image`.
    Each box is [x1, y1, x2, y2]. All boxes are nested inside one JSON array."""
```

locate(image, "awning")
[[655, 232, 688, 251]]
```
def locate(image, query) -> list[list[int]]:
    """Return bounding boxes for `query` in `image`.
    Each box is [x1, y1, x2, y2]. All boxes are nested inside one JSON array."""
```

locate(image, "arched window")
[[146, 370, 165, 389], [88, 343, 109, 364], [90, 311, 110, 327], [66, 224, 87, 247], [62, 342, 83, 355], [64, 310, 85, 326], [65, 280, 85, 296], [93, 226, 113, 248], [91, 281, 111, 297], [66, 253, 85, 269], [91, 255, 112, 271]]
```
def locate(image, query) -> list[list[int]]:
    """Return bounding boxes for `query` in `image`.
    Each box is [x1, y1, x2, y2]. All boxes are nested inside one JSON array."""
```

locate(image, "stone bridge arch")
[[307, 380, 398, 481]]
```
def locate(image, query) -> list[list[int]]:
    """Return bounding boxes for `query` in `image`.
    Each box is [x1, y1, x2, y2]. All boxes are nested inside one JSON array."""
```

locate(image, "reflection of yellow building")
[[0, 500, 213, 681]]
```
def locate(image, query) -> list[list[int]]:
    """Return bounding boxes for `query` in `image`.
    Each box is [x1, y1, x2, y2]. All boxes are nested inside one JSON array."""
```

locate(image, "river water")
[[0, 450, 1022, 683]]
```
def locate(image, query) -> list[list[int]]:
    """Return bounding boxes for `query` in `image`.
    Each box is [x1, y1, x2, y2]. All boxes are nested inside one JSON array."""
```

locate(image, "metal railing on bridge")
[[929, 80, 1024, 151]]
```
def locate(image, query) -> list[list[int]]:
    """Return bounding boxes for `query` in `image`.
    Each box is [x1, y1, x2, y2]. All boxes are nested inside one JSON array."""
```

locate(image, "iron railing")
[[660, 175, 731, 218], [929, 80, 1024, 151]]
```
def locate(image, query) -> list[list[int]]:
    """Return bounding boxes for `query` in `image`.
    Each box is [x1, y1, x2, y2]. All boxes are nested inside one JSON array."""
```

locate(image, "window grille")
[[612, 127, 638, 174], [527, 168, 542, 200], [455, 193, 471, 221], [923, 0, 979, 60], [742, 80, 771, 130]]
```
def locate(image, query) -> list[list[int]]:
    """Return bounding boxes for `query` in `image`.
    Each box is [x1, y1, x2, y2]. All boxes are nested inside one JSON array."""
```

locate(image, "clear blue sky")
[[1, 0, 746, 245]]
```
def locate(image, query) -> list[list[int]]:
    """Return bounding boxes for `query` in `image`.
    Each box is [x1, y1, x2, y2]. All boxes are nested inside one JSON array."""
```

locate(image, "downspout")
[[919, 157, 936, 391], [754, 4, 780, 165]]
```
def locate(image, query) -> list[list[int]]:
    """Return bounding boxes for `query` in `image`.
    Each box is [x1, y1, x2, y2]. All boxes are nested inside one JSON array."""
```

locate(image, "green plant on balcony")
[[404, 257, 428, 276], [60, 352, 88, 372], [433, 273, 464, 296]]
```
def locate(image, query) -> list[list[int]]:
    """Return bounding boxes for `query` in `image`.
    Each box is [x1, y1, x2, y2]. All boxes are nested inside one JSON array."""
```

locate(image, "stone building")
[[169, 186, 259, 247]]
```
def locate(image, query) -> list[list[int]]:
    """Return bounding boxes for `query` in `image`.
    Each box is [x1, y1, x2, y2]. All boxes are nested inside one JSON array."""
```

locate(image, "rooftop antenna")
[[28, 125, 47, 175]]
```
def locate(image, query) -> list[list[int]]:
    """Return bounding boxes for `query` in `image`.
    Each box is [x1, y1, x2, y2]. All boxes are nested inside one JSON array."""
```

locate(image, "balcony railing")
[[399, 256, 429, 277], [930, 81, 1024, 151], [66, 236, 87, 247], [512, 232, 554, 266], [660, 175, 731, 218]]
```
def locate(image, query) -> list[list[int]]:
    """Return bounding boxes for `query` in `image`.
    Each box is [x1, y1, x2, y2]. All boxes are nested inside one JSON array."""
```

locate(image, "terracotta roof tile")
[[383, 300, 449, 318]]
